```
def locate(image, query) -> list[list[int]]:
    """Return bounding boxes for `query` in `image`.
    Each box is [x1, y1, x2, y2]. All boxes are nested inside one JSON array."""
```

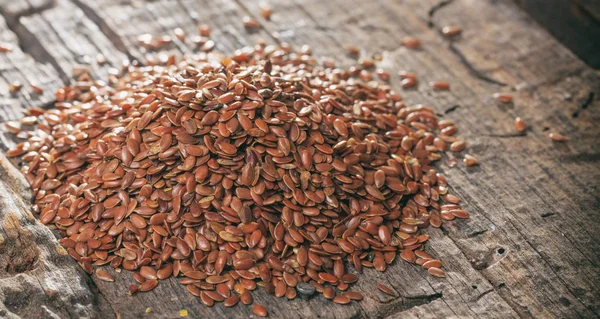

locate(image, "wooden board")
[[0, 0, 598, 318]]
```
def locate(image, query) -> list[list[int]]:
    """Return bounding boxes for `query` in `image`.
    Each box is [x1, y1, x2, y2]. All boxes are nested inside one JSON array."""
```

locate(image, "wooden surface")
[[517, 0, 600, 69], [0, 0, 599, 318]]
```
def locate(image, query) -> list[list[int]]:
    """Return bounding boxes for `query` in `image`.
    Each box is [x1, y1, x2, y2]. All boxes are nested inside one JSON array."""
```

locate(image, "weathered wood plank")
[[0, 0, 598, 318], [18, 0, 127, 81]]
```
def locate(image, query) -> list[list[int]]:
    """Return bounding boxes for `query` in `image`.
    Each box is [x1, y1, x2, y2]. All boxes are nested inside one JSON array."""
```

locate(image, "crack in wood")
[[444, 104, 461, 114], [70, 0, 136, 62], [377, 292, 444, 317], [467, 229, 488, 238], [572, 92, 594, 118], [427, 0, 454, 28], [449, 43, 507, 86]]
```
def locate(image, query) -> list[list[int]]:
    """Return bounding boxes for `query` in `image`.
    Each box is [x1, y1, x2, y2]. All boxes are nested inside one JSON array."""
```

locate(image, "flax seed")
[[463, 154, 479, 166], [377, 283, 396, 296], [493, 93, 513, 103], [514, 117, 526, 133], [549, 132, 568, 141], [402, 37, 421, 48], [252, 304, 268, 317], [442, 26, 462, 37]]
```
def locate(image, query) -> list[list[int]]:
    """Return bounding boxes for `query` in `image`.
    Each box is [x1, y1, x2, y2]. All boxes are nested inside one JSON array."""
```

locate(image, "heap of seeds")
[[6, 43, 469, 309]]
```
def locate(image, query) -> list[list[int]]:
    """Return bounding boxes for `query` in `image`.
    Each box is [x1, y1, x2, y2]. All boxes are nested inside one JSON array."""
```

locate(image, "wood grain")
[[0, 0, 598, 318]]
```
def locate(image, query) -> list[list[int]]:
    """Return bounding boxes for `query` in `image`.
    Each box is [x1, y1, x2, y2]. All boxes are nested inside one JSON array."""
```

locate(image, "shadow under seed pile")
[[7, 44, 470, 310]]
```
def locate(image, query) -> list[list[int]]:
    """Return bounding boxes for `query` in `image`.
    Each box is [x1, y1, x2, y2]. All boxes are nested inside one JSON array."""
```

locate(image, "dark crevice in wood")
[[485, 132, 527, 138], [444, 104, 461, 114], [377, 292, 443, 317], [572, 92, 594, 118], [448, 43, 507, 86], [540, 212, 556, 218], [427, 0, 454, 28], [467, 229, 488, 238], [70, 0, 137, 62]]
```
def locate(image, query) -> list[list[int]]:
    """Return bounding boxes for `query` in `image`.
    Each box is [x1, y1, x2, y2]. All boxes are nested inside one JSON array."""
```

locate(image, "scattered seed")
[[198, 24, 211, 37], [252, 304, 268, 317], [4, 121, 21, 134], [549, 132, 568, 142], [333, 295, 351, 304], [30, 84, 44, 94], [464, 154, 479, 166], [514, 117, 526, 133], [493, 93, 513, 103], [402, 37, 421, 48], [174, 28, 186, 41], [96, 269, 115, 282], [243, 17, 260, 28], [344, 44, 360, 55], [401, 77, 417, 88], [260, 6, 273, 20], [428, 267, 446, 277], [442, 26, 462, 37], [9, 81, 22, 93], [450, 140, 466, 152], [0, 43, 13, 52], [377, 284, 396, 296], [430, 81, 450, 90], [179, 309, 188, 317], [343, 291, 364, 301]]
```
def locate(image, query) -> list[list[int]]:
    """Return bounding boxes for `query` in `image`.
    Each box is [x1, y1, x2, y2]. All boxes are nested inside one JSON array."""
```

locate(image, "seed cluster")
[[7, 43, 471, 310]]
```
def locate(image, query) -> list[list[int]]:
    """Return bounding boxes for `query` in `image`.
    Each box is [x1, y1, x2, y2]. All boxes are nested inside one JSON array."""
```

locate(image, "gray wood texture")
[[0, 0, 598, 318]]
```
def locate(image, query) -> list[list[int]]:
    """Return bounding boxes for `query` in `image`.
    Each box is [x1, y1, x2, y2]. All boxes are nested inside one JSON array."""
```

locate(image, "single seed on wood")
[[428, 267, 446, 277], [252, 304, 268, 317], [96, 269, 115, 282], [30, 84, 44, 94], [9, 81, 22, 93], [260, 6, 273, 20], [402, 37, 421, 48], [174, 28, 186, 41], [398, 71, 416, 79], [343, 291, 364, 301], [401, 78, 417, 88], [333, 295, 351, 304], [344, 44, 360, 55], [376, 283, 396, 296], [464, 154, 479, 166], [323, 286, 335, 299], [243, 17, 260, 28], [493, 93, 513, 103], [514, 117, 526, 133], [450, 140, 466, 152], [442, 26, 462, 37], [549, 132, 568, 142], [198, 24, 211, 36], [0, 43, 12, 52], [430, 81, 450, 90], [4, 121, 21, 134]]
